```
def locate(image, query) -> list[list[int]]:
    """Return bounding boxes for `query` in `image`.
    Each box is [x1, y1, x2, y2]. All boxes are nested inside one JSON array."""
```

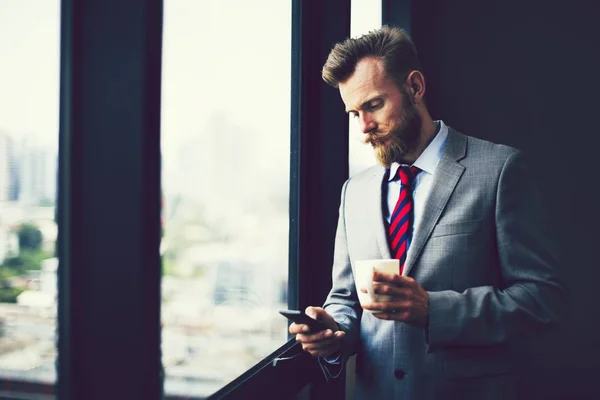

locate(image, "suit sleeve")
[[317, 180, 363, 379], [426, 150, 569, 351]]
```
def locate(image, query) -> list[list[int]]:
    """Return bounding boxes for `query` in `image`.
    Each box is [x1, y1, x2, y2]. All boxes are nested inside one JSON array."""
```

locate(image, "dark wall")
[[410, 0, 600, 398]]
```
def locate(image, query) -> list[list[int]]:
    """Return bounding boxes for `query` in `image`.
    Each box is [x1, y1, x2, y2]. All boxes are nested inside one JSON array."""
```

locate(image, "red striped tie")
[[389, 166, 421, 274]]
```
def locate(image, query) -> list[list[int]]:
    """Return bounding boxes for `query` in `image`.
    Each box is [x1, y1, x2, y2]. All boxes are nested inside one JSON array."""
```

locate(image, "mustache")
[[365, 131, 390, 145]]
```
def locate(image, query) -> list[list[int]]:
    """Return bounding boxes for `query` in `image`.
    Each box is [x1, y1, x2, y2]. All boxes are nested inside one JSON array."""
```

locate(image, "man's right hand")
[[289, 306, 345, 358]]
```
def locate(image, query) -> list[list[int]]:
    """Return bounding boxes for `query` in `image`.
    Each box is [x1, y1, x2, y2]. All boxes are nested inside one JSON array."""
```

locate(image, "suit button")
[[394, 369, 405, 380]]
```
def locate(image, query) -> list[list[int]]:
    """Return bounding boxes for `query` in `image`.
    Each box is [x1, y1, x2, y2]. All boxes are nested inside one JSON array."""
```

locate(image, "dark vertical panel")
[[382, 0, 411, 32], [57, 0, 76, 398], [289, 0, 350, 398], [288, 0, 303, 315], [290, 0, 350, 315], [407, 0, 600, 397], [57, 0, 163, 399]]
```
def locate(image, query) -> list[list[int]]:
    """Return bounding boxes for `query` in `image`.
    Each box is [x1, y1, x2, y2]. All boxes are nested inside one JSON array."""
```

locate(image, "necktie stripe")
[[390, 202, 412, 237], [394, 241, 407, 260], [391, 220, 409, 249], [390, 212, 410, 240], [389, 206, 406, 233], [391, 199, 411, 227], [392, 190, 408, 215], [388, 166, 420, 274], [394, 201, 411, 223]]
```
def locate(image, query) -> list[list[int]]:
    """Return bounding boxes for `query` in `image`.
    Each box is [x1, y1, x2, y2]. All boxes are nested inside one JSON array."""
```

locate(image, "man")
[[289, 26, 567, 399]]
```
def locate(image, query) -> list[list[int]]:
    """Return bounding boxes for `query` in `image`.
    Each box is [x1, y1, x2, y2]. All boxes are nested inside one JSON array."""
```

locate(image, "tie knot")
[[396, 165, 421, 186]]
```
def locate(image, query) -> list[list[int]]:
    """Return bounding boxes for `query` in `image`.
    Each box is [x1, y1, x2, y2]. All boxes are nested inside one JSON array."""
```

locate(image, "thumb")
[[305, 306, 321, 320], [306, 306, 338, 331]]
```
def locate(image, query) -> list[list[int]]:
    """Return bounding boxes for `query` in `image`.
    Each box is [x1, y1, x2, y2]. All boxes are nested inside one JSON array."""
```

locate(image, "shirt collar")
[[388, 120, 449, 181]]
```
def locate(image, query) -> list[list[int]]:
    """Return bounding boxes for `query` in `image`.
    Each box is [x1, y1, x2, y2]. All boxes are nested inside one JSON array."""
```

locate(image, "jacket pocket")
[[430, 219, 482, 238]]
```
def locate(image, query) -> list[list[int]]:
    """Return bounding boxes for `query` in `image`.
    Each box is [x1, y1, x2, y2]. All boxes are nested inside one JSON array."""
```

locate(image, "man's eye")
[[367, 101, 382, 111]]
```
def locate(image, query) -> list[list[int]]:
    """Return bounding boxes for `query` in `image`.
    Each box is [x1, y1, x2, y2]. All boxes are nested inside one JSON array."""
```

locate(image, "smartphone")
[[279, 309, 328, 332]]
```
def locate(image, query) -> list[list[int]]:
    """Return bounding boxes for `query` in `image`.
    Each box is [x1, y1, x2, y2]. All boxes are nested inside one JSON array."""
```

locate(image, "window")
[[0, 1, 351, 398], [161, 1, 292, 397], [349, 0, 382, 176], [0, 0, 60, 390]]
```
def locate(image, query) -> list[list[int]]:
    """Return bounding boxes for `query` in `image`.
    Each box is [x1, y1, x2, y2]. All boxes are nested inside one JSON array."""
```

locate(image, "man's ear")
[[406, 70, 426, 103], [411, 85, 419, 104]]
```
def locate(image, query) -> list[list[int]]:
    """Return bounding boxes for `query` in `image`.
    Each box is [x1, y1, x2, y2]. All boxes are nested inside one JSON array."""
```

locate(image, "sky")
[[0, 1, 60, 149], [0, 0, 380, 172]]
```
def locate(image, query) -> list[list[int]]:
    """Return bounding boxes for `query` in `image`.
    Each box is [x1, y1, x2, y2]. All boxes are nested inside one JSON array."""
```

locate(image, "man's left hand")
[[361, 271, 429, 327]]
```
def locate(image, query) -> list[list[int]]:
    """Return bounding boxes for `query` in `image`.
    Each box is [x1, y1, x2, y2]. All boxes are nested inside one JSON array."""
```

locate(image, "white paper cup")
[[354, 259, 399, 313]]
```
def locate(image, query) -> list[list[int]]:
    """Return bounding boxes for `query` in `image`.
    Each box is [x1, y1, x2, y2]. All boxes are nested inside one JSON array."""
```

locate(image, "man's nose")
[[359, 114, 377, 134]]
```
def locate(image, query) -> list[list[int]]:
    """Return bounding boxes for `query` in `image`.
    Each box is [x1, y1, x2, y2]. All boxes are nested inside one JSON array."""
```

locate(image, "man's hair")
[[321, 25, 422, 89]]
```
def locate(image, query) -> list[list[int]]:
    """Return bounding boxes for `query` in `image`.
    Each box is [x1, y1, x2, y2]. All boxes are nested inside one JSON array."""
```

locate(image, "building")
[[18, 146, 57, 206], [0, 132, 19, 202]]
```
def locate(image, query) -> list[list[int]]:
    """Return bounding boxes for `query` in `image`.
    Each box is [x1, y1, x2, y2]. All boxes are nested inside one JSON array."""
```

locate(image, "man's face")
[[339, 57, 421, 167]]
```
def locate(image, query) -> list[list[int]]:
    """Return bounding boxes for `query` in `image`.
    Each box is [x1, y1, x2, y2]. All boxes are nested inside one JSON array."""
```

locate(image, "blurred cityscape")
[[0, 0, 382, 395], [0, 1, 296, 397], [0, 128, 290, 398]]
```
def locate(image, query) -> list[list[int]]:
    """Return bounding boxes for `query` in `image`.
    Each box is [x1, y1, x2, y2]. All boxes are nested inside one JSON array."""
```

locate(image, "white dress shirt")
[[385, 120, 449, 251]]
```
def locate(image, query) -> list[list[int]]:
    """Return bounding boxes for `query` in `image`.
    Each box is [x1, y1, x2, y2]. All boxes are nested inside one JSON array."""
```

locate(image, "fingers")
[[371, 282, 410, 297], [358, 273, 416, 298], [305, 306, 339, 332], [297, 330, 345, 357], [305, 306, 330, 323], [295, 328, 337, 343], [287, 307, 325, 335], [296, 330, 342, 346], [372, 271, 416, 286], [364, 294, 429, 327], [289, 322, 326, 335], [362, 300, 409, 313], [359, 283, 411, 300], [288, 322, 306, 335], [305, 306, 320, 319]]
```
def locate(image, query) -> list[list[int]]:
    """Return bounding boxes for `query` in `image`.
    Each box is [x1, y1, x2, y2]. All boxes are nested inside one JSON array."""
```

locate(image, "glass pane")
[[349, 0, 381, 176], [161, 1, 291, 397], [0, 0, 60, 391]]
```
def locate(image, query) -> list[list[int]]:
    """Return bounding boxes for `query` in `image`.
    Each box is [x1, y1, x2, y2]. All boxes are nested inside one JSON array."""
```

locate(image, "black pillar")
[[57, 0, 163, 399]]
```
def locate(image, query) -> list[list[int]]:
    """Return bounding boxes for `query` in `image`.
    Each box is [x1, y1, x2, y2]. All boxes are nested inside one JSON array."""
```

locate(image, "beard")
[[363, 98, 422, 168]]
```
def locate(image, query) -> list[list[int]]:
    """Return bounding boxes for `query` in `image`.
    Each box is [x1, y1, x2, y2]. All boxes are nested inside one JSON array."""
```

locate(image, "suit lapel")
[[402, 128, 467, 277]]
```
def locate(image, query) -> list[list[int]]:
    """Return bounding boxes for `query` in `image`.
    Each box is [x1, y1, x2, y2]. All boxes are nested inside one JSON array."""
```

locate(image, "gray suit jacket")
[[320, 128, 567, 399]]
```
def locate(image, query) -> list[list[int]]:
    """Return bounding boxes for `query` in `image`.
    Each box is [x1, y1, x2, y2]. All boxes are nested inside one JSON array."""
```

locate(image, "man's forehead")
[[339, 59, 390, 110], [354, 57, 386, 78]]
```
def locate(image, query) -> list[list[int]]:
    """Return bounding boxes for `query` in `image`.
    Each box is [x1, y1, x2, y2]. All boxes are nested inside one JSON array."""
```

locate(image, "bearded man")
[[289, 26, 567, 400]]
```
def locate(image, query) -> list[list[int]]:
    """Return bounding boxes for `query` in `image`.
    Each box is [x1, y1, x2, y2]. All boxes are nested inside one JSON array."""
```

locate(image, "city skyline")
[[0, 131, 57, 206]]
